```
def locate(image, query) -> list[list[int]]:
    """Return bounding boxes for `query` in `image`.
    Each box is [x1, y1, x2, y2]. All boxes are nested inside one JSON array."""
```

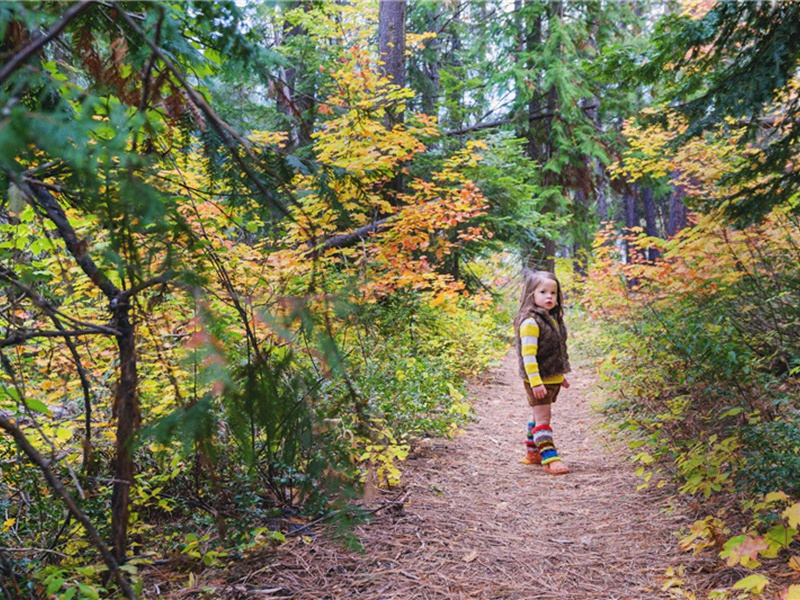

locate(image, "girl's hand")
[[532, 384, 547, 399], [561, 377, 570, 389]]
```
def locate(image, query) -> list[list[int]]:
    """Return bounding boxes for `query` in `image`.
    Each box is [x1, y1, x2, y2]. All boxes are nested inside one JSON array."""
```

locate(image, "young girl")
[[513, 269, 571, 475]]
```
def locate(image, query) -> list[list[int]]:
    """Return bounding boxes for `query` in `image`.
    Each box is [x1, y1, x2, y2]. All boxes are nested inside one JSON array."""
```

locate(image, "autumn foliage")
[[580, 83, 800, 598], [0, 3, 515, 597]]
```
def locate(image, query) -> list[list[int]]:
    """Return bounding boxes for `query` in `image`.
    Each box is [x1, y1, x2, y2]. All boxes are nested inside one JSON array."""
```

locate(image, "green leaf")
[[75, 583, 100, 599], [718, 407, 743, 419], [46, 576, 65, 594], [24, 396, 52, 416]]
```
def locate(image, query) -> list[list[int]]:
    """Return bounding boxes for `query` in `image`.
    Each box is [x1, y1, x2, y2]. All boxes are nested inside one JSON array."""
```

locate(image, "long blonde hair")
[[513, 269, 565, 330]]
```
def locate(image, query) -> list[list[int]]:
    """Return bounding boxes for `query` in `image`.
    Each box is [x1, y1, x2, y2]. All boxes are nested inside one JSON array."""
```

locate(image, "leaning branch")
[[23, 181, 120, 300], [444, 103, 600, 136], [445, 118, 514, 136], [0, 416, 136, 599], [0, 1, 94, 86], [110, 3, 294, 221], [318, 216, 392, 252], [0, 329, 118, 348]]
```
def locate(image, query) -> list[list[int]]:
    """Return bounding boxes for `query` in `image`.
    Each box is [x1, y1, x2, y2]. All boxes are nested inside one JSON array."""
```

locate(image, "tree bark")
[[379, 0, 407, 197], [110, 302, 139, 563], [595, 158, 609, 221], [418, 4, 440, 117], [379, 0, 406, 127], [667, 174, 688, 237], [623, 184, 638, 266], [641, 184, 660, 261], [379, 0, 406, 88], [540, 1, 563, 274], [275, 1, 314, 150]]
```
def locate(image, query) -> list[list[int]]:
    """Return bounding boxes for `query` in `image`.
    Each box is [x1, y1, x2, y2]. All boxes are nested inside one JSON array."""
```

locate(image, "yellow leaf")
[[784, 503, 800, 528], [56, 427, 73, 441], [788, 556, 800, 572], [785, 584, 800, 600], [732, 574, 769, 594], [765, 491, 790, 504]]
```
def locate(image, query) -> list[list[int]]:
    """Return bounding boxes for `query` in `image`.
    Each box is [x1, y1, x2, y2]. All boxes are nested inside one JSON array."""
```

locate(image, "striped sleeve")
[[519, 317, 543, 387]]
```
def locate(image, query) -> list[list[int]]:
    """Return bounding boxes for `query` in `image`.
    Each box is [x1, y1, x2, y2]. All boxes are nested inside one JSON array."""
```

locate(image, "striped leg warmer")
[[532, 424, 560, 465], [522, 421, 541, 464], [526, 421, 536, 449]]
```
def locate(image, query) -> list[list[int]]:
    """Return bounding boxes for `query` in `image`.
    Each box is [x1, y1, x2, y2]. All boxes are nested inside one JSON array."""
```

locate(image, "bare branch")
[[318, 216, 392, 252], [443, 103, 600, 136], [117, 274, 172, 303], [0, 329, 118, 349], [445, 118, 514, 136], [0, 266, 119, 334], [0, 415, 136, 599], [21, 180, 121, 300]]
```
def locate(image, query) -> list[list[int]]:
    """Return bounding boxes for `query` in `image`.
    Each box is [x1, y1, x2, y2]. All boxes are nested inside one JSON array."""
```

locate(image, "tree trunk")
[[641, 184, 660, 261], [110, 302, 139, 563], [275, 1, 314, 150], [28, 182, 140, 565], [379, 0, 407, 197], [667, 175, 688, 237], [572, 187, 590, 275], [379, 0, 406, 126], [542, 1, 564, 274], [379, 0, 406, 87], [418, 4, 440, 117], [623, 184, 638, 265], [595, 158, 609, 221]]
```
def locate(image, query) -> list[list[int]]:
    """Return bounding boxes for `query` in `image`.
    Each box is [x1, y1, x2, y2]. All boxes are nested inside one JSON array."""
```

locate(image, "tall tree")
[[405, 0, 646, 272], [379, 0, 406, 127]]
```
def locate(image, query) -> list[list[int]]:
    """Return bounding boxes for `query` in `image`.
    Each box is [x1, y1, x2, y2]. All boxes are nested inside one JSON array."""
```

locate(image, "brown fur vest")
[[516, 307, 571, 380]]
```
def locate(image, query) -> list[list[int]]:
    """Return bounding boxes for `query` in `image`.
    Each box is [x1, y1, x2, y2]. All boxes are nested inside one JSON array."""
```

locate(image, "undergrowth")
[[579, 209, 800, 599], [0, 256, 511, 599]]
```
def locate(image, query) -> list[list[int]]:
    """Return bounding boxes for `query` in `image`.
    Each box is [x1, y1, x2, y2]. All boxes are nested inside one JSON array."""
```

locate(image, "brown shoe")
[[542, 461, 570, 475]]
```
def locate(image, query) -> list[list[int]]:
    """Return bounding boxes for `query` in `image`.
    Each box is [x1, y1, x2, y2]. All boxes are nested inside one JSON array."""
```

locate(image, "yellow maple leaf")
[[784, 503, 800, 529]]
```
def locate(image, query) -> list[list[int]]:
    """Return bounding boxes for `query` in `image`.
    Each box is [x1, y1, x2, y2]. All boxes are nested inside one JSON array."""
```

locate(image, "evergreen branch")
[[0, 1, 95, 86], [110, 2, 294, 220]]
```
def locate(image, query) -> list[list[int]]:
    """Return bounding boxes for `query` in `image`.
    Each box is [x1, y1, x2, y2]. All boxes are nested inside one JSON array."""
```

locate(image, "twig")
[[0, 415, 136, 599]]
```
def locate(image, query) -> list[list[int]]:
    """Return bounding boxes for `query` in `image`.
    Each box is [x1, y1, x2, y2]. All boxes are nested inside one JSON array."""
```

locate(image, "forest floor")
[[144, 351, 720, 600]]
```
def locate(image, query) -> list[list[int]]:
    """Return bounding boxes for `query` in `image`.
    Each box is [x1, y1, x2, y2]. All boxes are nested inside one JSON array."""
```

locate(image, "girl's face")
[[533, 279, 559, 311]]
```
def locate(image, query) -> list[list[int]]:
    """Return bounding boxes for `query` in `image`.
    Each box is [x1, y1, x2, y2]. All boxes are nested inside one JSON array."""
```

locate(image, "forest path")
[[179, 352, 711, 599]]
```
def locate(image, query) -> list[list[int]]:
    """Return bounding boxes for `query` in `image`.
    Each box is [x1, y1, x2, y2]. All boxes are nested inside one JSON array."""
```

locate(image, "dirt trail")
[[176, 352, 710, 599]]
